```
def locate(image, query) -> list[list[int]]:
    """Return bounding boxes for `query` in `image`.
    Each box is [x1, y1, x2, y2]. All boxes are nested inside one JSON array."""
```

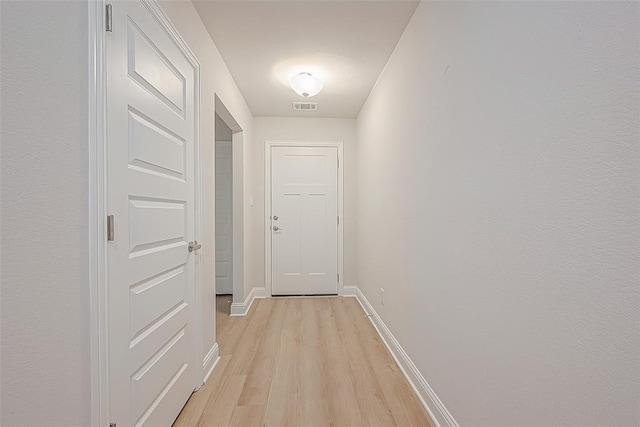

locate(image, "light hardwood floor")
[[174, 296, 433, 426]]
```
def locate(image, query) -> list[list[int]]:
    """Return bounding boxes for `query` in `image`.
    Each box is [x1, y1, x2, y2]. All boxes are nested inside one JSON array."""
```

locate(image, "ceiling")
[[193, 0, 419, 118]]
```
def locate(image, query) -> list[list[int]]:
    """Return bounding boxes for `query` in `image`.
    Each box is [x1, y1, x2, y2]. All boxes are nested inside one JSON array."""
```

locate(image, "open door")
[[105, 1, 200, 425]]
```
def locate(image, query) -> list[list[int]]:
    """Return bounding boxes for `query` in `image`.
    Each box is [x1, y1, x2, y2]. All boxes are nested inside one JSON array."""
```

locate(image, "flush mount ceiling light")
[[289, 72, 323, 97]]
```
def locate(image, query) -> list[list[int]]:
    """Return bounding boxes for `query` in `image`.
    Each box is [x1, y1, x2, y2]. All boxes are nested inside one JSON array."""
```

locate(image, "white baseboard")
[[341, 285, 359, 297], [202, 342, 219, 384], [253, 286, 267, 298], [353, 287, 458, 427], [230, 286, 266, 316]]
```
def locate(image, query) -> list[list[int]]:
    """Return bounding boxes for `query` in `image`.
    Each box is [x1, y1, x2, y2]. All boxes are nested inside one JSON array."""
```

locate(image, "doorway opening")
[[214, 114, 233, 328], [213, 95, 244, 346]]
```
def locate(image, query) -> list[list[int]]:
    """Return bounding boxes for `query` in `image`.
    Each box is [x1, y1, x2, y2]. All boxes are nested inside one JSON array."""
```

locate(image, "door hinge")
[[337, 157, 340, 168], [337, 216, 340, 225], [107, 214, 115, 241], [337, 273, 340, 283], [105, 4, 113, 32]]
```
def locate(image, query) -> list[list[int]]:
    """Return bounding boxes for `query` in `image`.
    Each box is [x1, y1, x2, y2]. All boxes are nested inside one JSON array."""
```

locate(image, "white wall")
[[0, 2, 91, 425], [215, 114, 233, 141], [159, 0, 255, 376], [356, 2, 639, 426], [251, 117, 358, 290]]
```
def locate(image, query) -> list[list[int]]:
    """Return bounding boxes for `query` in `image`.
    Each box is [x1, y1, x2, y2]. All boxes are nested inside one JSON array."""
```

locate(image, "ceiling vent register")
[[292, 102, 318, 111]]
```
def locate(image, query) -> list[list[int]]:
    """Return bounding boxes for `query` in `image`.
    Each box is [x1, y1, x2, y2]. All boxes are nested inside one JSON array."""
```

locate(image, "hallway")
[[1, 0, 638, 425], [174, 297, 432, 426]]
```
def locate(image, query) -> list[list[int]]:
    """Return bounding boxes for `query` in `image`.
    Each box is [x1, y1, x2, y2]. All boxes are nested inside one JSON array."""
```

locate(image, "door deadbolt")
[[273, 215, 278, 220]]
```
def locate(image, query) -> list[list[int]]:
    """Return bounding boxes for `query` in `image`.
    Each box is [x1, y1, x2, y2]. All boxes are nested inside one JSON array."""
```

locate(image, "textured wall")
[[251, 117, 358, 290], [0, 1, 91, 425], [356, 2, 640, 425]]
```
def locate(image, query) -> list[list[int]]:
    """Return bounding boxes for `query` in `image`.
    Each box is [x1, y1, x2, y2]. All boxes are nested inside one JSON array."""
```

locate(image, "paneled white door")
[[215, 141, 233, 294], [106, 2, 198, 426], [271, 146, 338, 295]]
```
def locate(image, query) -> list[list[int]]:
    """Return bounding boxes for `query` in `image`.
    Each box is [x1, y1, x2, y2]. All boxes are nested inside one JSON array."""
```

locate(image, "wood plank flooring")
[[174, 296, 433, 427]]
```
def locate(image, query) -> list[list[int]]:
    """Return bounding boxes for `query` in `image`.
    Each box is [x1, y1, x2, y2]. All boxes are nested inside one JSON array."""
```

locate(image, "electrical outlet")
[[380, 288, 385, 306]]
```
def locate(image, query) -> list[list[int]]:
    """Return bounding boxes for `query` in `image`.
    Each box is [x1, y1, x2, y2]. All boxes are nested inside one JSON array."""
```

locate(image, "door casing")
[[89, 1, 203, 425], [264, 141, 345, 297]]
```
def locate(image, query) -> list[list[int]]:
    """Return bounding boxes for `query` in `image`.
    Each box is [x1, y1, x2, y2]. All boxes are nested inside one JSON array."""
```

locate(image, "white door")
[[106, 2, 198, 426], [215, 141, 233, 294], [271, 146, 339, 295]]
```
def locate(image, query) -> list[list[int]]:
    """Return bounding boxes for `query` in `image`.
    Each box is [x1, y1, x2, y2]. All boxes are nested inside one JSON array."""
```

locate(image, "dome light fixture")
[[289, 72, 323, 98]]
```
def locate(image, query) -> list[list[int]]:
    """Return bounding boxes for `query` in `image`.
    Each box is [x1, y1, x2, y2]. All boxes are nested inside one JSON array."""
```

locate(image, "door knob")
[[273, 226, 283, 231], [188, 241, 202, 252]]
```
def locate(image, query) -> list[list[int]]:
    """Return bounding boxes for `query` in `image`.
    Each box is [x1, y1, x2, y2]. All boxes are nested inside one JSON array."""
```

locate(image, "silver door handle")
[[188, 241, 202, 252], [272, 226, 283, 231]]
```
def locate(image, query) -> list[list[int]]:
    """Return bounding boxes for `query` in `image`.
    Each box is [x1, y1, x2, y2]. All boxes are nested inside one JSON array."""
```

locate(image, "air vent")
[[293, 102, 318, 111]]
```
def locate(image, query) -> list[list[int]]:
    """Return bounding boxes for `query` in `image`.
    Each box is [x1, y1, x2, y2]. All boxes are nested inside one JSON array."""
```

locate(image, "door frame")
[[264, 141, 345, 297], [88, 1, 203, 425]]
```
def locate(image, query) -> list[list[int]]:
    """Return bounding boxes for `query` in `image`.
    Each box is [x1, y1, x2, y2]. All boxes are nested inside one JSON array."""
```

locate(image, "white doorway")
[[104, 1, 201, 425], [265, 142, 344, 296], [213, 97, 245, 320], [215, 116, 233, 295]]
